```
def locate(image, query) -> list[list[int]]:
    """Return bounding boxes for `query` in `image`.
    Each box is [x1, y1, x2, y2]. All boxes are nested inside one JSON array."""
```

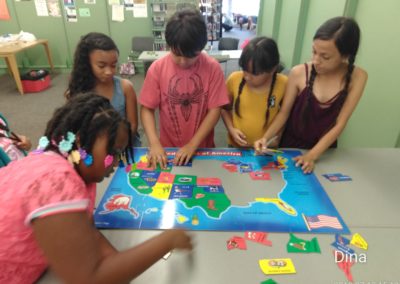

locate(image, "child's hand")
[[15, 135, 32, 151], [293, 153, 315, 174], [230, 128, 248, 147], [166, 229, 193, 251], [254, 137, 267, 153], [174, 143, 196, 166], [147, 143, 167, 169]]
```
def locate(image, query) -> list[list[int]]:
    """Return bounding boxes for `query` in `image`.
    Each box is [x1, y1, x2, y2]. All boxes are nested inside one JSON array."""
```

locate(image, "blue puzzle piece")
[[169, 184, 194, 199], [201, 185, 225, 193]]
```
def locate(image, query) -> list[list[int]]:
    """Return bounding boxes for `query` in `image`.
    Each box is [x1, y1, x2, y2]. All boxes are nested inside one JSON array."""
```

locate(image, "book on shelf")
[[153, 15, 165, 27], [152, 3, 167, 12]]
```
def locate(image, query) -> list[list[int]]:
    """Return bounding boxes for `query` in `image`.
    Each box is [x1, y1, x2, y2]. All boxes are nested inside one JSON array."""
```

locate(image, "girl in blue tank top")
[[65, 32, 141, 146]]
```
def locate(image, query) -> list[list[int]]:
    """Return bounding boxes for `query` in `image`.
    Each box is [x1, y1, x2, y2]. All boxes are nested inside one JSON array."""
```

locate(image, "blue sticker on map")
[[201, 185, 225, 193], [227, 159, 242, 165], [335, 234, 351, 246], [322, 173, 352, 182], [140, 171, 161, 186], [331, 234, 354, 255], [331, 241, 355, 255], [169, 184, 194, 199], [239, 163, 253, 173]]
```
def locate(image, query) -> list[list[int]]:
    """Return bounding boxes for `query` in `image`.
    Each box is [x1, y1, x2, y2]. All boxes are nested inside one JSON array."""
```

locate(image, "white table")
[[38, 148, 400, 284]]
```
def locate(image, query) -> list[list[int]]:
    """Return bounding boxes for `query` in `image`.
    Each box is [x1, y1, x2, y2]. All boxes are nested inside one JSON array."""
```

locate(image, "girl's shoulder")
[[118, 77, 134, 93], [2, 152, 81, 184], [113, 76, 130, 85], [287, 63, 310, 85], [290, 62, 309, 75], [226, 71, 244, 91], [348, 65, 368, 94], [120, 77, 133, 87], [352, 65, 368, 81], [32, 152, 75, 170], [227, 71, 243, 81]]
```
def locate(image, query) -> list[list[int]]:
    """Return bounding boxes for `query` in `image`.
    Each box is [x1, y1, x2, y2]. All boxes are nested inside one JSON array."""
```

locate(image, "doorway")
[[221, 0, 260, 48]]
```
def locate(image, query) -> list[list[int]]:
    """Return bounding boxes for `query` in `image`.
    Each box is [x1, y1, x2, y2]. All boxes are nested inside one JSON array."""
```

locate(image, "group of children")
[[0, 8, 367, 284]]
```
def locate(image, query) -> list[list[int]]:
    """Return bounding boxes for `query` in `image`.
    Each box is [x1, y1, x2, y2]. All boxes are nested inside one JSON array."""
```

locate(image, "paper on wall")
[[47, 0, 61, 17], [133, 2, 147, 18], [35, 0, 49, 16], [112, 4, 124, 22]]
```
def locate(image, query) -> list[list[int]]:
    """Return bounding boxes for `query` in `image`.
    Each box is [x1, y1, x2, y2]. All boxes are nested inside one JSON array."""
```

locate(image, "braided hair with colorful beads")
[[42, 92, 133, 165]]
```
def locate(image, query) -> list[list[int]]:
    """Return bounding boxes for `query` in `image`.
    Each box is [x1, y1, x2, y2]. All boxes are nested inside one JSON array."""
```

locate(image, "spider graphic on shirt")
[[165, 74, 207, 143]]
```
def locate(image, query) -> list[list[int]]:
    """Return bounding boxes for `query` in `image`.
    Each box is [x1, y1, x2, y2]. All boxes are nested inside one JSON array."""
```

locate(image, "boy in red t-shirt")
[[140, 9, 229, 168]]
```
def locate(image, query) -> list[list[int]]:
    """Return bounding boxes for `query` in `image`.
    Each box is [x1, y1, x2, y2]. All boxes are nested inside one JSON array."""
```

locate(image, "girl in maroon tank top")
[[254, 17, 368, 173], [280, 63, 347, 149]]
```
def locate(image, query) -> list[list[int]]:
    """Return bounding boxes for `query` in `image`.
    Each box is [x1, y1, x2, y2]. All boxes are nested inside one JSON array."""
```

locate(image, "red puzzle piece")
[[249, 171, 271, 180], [245, 231, 272, 246], [227, 236, 247, 250]]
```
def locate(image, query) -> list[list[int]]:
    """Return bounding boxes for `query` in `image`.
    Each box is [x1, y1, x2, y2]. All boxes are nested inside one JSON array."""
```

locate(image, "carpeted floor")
[[0, 71, 68, 148]]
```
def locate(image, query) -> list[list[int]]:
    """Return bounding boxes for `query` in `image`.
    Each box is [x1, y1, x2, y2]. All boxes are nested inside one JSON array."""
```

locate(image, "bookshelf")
[[151, 0, 198, 51], [199, 0, 222, 45]]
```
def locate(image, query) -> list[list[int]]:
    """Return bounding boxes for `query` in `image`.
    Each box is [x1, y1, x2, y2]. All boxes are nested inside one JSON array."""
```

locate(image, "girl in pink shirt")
[[0, 93, 192, 284]]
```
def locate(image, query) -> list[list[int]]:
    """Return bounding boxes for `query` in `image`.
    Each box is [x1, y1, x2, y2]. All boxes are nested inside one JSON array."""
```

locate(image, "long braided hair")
[[236, 37, 280, 126], [65, 33, 119, 99], [302, 17, 360, 125], [44, 92, 133, 163]]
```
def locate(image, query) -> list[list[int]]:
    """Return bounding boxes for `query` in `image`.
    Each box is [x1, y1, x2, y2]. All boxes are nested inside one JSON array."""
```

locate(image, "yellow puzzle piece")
[[351, 233, 368, 250], [259, 258, 296, 275], [255, 198, 297, 216]]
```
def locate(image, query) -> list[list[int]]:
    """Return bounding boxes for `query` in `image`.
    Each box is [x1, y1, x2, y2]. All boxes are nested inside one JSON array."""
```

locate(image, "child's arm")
[[140, 105, 167, 168], [94, 230, 118, 258], [221, 106, 248, 147], [174, 108, 221, 165], [122, 79, 138, 135], [221, 75, 248, 146], [33, 212, 192, 283], [254, 66, 301, 152], [15, 134, 32, 151], [294, 67, 368, 173], [0, 121, 32, 151]]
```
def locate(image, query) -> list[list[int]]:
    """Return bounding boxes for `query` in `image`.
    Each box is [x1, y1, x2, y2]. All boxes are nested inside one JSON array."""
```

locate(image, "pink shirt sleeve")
[[139, 62, 161, 109], [24, 170, 94, 225], [205, 57, 230, 109]]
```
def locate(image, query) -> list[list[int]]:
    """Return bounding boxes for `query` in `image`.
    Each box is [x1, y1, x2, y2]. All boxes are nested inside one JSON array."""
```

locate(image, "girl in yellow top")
[[222, 36, 287, 147]]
